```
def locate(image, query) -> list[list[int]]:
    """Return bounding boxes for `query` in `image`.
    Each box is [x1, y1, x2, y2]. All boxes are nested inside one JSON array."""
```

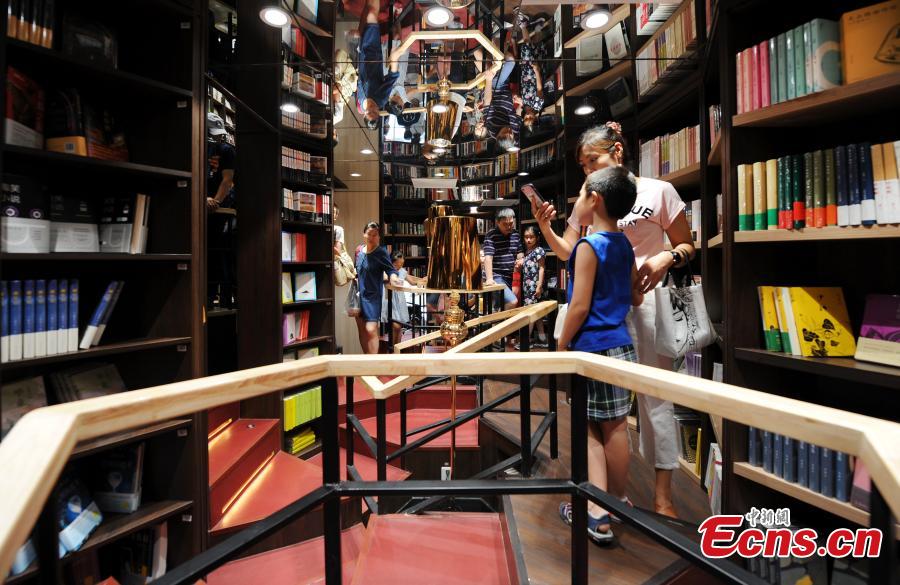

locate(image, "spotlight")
[[350, 172, 362, 177], [360, 148, 374, 155], [574, 103, 595, 116], [431, 103, 449, 114], [506, 145, 520, 153], [425, 6, 453, 27], [280, 103, 300, 113], [433, 147, 447, 154], [435, 172, 445, 177], [518, 171, 529, 176], [581, 7, 611, 30], [259, 6, 290, 27]]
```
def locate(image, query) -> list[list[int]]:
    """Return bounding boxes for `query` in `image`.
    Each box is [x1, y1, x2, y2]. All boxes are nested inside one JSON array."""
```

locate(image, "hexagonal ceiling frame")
[[396, 29, 505, 92]]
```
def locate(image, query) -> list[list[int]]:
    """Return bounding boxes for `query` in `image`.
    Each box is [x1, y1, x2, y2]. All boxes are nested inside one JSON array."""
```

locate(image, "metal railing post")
[[547, 307, 559, 459], [571, 375, 588, 585], [400, 389, 408, 470], [519, 324, 533, 477], [345, 376, 354, 468], [376, 398, 388, 484], [322, 377, 341, 585], [869, 485, 897, 584]]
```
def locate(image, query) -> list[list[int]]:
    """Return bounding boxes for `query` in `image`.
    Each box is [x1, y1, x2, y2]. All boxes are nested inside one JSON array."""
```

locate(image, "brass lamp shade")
[[426, 98, 459, 148], [424, 205, 453, 247], [426, 215, 483, 290]]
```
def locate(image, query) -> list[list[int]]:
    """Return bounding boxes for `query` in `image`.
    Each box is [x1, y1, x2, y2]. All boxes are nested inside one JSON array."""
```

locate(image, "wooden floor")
[[483, 378, 720, 585]]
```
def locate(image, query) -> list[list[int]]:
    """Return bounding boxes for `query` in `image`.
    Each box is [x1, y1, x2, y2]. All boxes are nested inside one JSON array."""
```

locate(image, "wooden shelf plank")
[[734, 225, 900, 243], [734, 348, 899, 389], [707, 135, 721, 166], [564, 5, 630, 49], [568, 60, 632, 98], [733, 72, 900, 128], [72, 420, 193, 460], [283, 298, 335, 309], [656, 163, 701, 190], [2, 145, 192, 178], [0, 253, 191, 262], [733, 462, 870, 526], [0, 337, 192, 371], [208, 308, 239, 318], [284, 335, 334, 351], [678, 457, 702, 486], [707, 234, 723, 248], [282, 260, 332, 266]]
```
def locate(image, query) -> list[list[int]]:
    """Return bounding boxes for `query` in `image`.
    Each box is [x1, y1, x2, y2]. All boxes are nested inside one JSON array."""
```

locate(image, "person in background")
[[513, 7, 544, 132], [333, 48, 357, 128], [521, 225, 547, 347], [357, 0, 404, 129], [333, 204, 345, 256], [557, 167, 643, 544], [382, 251, 426, 345], [483, 208, 524, 324], [475, 39, 521, 152], [532, 122, 695, 518], [206, 112, 235, 211], [355, 222, 402, 354]]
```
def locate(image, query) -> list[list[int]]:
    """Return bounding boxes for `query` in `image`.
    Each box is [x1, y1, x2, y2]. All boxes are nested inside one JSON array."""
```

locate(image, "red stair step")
[[207, 403, 240, 438], [307, 447, 410, 483], [207, 524, 366, 585], [340, 409, 480, 452], [351, 513, 514, 585], [339, 378, 478, 421], [208, 419, 280, 528]]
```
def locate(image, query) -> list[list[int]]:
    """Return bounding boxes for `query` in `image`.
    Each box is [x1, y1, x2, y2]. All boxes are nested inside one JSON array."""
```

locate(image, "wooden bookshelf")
[[564, 4, 630, 49], [567, 60, 632, 97], [733, 348, 899, 390], [707, 234, 723, 248], [679, 457, 702, 485], [707, 135, 721, 166], [1, 145, 193, 178], [71, 420, 193, 460], [1, 336, 193, 372], [658, 163, 701, 190], [733, 225, 900, 243]]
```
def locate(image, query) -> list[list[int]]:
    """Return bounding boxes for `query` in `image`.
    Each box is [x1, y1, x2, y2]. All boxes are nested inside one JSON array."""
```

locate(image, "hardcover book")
[[787, 287, 856, 357], [840, 0, 900, 84], [99, 195, 134, 253], [855, 294, 900, 367], [808, 18, 842, 91], [90, 443, 144, 513], [1, 173, 51, 253], [756, 286, 783, 352], [4, 66, 44, 148], [49, 194, 100, 252], [293, 271, 316, 302]]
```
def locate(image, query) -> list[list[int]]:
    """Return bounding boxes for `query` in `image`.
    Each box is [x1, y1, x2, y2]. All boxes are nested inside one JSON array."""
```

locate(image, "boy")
[[557, 167, 642, 544], [357, 0, 404, 129]]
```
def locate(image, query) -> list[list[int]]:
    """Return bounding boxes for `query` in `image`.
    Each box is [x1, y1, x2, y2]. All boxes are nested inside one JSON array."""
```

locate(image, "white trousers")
[[627, 292, 679, 470]]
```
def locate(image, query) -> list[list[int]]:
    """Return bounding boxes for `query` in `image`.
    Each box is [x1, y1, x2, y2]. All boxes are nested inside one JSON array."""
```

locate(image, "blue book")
[[783, 437, 795, 482], [9, 281, 23, 361], [35, 280, 46, 358], [797, 441, 809, 487], [793, 26, 806, 98], [57, 280, 68, 354], [776, 33, 788, 103], [773, 434, 784, 477], [835, 145, 849, 226], [23, 280, 35, 359], [847, 144, 862, 226], [835, 452, 851, 502], [1, 281, 8, 363], [79, 281, 117, 350], [785, 31, 796, 100], [92, 281, 123, 347], [858, 142, 877, 226], [808, 444, 820, 492], [820, 448, 834, 498], [46, 280, 58, 356], [748, 427, 759, 466], [68, 280, 79, 353], [768, 37, 779, 104], [762, 431, 774, 473]]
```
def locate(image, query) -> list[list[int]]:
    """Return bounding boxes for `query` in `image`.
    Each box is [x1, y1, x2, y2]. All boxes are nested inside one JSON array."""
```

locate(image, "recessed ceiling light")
[[360, 148, 374, 155], [280, 103, 300, 113], [581, 8, 611, 30], [260, 6, 290, 27], [574, 104, 595, 116], [506, 145, 520, 153], [425, 6, 453, 27], [470, 206, 478, 213], [518, 171, 529, 176], [350, 172, 362, 177], [433, 147, 447, 154], [482, 188, 491, 192], [435, 172, 445, 177], [432, 103, 449, 114]]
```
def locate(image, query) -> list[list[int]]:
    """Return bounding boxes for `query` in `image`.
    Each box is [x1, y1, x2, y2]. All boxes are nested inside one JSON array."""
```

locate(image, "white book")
[[0, 217, 51, 253], [281, 232, 292, 262], [1, 338, 7, 363], [778, 287, 802, 357], [882, 142, 900, 224], [871, 143, 889, 224], [1, 282, 8, 364], [99, 223, 133, 253], [50, 223, 100, 253], [576, 35, 604, 76], [604, 23, 628, 65], [67, 281, 80, 353]]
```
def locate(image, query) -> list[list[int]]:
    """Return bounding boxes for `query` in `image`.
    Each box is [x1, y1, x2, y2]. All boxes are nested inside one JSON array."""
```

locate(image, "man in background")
[[357, 0, 404, 129], [207, 112, 235, 211], [483, 207, 523, 312]]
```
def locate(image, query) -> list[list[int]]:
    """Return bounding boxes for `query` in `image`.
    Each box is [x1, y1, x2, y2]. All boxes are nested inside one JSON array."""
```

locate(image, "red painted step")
[[340, 409, 480, 453], [351, 513, 515, 585], [208, 419, 280, 528], [207, 524, 366, 585], [338, 377, 477, 421], [207, 403, 240, 438], [307, 447, 410, 483]]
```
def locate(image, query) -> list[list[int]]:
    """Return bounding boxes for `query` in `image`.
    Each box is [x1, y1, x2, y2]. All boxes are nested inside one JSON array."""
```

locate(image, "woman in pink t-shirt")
[[533, 122, 695, 518]]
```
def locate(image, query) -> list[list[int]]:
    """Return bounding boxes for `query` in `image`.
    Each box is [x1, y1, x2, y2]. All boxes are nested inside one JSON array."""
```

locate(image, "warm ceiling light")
[[469, 206, 478, 213], [433, 147, 447, 154], [360, 148, 374, 155], [425, 6, 453, 27], [435, 172, 445, 177], [482, 188, 491, 192], [431, 103, 449, 114], [260, 6, 290, 27], [518, 171, 529, 176], [280, 103, 299, 113], [506, 145, 520, 153], [574, 103, 595, 116], [350, 172, 362, 177], [581, 7, 611, 30]]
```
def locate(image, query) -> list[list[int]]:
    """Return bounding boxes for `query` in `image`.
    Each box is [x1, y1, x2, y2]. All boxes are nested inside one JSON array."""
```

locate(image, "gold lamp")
[[426, 79, 459, 148], [439, 291, 469, 478], [426, 215, 482, 290]]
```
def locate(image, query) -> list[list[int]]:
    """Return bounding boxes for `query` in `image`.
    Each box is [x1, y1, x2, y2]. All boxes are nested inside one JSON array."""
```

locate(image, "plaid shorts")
[[587, 344, 637, 422]]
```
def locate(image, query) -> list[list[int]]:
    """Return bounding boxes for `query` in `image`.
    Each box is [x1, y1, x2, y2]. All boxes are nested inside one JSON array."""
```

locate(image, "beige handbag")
[[333, 249, 357, 287]]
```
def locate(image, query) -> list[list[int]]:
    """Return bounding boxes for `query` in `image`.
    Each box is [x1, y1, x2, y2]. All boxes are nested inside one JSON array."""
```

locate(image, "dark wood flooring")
[[482, 378, 722, 585]]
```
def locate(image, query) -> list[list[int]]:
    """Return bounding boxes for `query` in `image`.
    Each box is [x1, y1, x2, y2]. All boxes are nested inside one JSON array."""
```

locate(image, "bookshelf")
[[1, 0, 206, 579]]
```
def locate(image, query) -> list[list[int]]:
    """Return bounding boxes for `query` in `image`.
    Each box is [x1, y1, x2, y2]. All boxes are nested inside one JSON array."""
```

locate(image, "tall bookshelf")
[[0, 0, 206, 578]]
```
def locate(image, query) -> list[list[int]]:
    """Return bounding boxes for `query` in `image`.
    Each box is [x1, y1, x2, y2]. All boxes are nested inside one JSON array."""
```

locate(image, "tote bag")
[[654, 269, 716, 358], [345, 279, 361, 317], [334, 249, 357, 287]]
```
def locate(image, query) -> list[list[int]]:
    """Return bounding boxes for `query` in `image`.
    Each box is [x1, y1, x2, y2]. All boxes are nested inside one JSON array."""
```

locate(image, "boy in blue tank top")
[[557, 166, 642, 544]]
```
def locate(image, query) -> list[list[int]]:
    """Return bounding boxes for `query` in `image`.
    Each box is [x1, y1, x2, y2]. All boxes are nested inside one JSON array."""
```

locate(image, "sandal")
[[558, 502, 615, 544]]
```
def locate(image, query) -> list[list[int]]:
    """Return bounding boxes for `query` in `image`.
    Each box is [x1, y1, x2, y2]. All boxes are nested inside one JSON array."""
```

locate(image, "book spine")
[[803, 21, 813, 95], [780, 286, 802, 356], [46, 279, 57, 356], [811, 19, 841, 91], [776, 33, 788, 103], [748, 427, 759, 466], [808, 444, 820, 492], [813, 150, 826, 228], [791, 154, 805, 229], [735, 50, 743, 114], [773, 286, 792, 353], [793, 26, 806, 98], [758, 40, 770, 108], [803, 151, 814, 227], [835, 145, 850, 226], [773, 433, 784, 477], [750, 44, 759, 112], [68, 279, 79, 352], [23, 280, 35, 359], [783, 436, 795, 482], [765, 159, 778, 229], [57, 279, 68, 353], [847, 144, 862, 226], [824, 148, 837, 226], [10, 281, 22, 361], [820, 447, 834, 498], [34, 279, 46, 357], [93, 281, 124, 346], [882, 142, 900, 223], [870, 143, 889, 224], [762, 431, 773, 472], [752, 161, 766, 230], [835, 452, 850, 502], [785, 31, 796, 100], [777, 157, 790, 229], [858, 142, 876, 226], [797, 441, 808, 487], [737, 164, 752, 230], [0, 281, 8, 363], [768, 37, 778, 104]]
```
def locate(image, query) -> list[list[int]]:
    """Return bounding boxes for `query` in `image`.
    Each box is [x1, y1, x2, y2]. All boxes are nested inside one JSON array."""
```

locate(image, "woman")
[[532, 122, 695, 518], [355, 222, 402, 354]]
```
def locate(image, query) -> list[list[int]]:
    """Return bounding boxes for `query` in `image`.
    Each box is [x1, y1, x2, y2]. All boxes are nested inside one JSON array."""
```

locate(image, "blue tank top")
[[566, 232, 634, 352]]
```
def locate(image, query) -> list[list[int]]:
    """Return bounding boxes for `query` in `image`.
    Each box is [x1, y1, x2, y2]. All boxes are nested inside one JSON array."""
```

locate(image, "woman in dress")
[[355, 222, 402, 354]]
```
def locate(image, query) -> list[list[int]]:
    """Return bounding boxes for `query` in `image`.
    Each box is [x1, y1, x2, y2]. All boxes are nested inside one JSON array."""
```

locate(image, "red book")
[[742, 48, 753, 114], [736, 51, 744, 114], [758, 40, 770, 108], [749, 44, 759, 111]]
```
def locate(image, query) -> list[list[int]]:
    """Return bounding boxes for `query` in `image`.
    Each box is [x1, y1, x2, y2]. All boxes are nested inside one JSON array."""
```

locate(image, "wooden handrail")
[[1, 322, 900, 576], [392, 305, 525, 352]]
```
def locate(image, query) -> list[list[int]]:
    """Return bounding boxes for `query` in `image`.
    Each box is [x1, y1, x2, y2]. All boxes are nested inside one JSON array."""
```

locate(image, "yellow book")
[[756, 286, 784, 352], [281, 273, 293, 303], [752, 161, 766, 230], [777, 287, 802, 356], [737, 164, 753, 231], [765, 159, 778, 230], [694, 427, 703, 478], [787, 287, 857, 357]]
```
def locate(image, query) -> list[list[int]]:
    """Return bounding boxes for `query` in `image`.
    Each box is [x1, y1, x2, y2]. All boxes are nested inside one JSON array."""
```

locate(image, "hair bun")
[[605, 121, 623, 134]]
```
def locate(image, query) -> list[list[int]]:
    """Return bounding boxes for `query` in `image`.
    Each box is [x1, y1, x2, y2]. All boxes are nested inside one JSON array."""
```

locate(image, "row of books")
[[280, 231, 309, 262], [745, 533, 870, 584], [282, 26, 310, 60], [283, 386, 322, 432], [282, 309, 312, 346], [1, 180, 150, 254], [384, 184, 423, 200], [634, 2, 679, 36], [635, 0, 697, 97], [638, 124, 701, 179], [384, 222, 425, 236], [384, 163, 425, 181], [282, 70, 330, 105], [6, 68, 129, 160], [756, 286, 855, 358], [461, 161, 493, 181], [6, 0, 55, 48], [387, 243, 426, 257], [495, 179, 517, 198], [495, 152, 518, 176], [208, 86, 235, 115], [683, 199, 702, 243], [1, 363, 125, 438], [283, 346, 319, 362], [0, 279, 80, 362], [461, 184, 492, 202], [428, 166, 459, 179], [281, 106, 327, 138], [519, 140, 557, 172], [281, 146, 327, 179], [281, 189, 331, 224], [457, 140, 489, 157], [383, 141, 421, 157], [287, 427, 317, 456], [281, 271, 317, 303], [736, 142, 900, 232], [708, 104, 722, 149], [476, 218, 494, 236]]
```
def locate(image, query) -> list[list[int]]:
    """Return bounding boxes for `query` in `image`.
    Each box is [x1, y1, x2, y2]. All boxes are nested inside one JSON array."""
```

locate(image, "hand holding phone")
[[521, 183, 544, 206]]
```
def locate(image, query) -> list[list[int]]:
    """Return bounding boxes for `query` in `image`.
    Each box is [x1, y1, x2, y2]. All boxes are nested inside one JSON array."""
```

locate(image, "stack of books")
[[756, 286, 856, 358], [639, 124, 701, 178], [280, 232, 307, 262], [283, 386, 322, 432], [287, 427, 317, 455]]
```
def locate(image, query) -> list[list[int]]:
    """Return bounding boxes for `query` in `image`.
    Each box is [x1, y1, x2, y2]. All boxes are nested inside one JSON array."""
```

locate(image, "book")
[[803, 22, 814, 95], [824, 148, 837, 226], [841, 1, 900, 84], [1, 375, 47, 438], [57, 279, 68, 354], [850, 458, 871, 511], [812, 150, 826, 228], [99, 195, 138, 253], [855, 294, 900, 367], [292, 271, 316, 301], [281, 272, 293, 303], [820, 448, 834, 498], [787, 287, 856, 357], [91, 443, 144, 513], [756, 286, 783, 352], [10, 539, 37, 576], [46, 279, 57, 356], [808, 444, 820, 493], [847, 143, 862, 225], [762, 430, 773, 473], [768, 37, 779, 104], [835, 145, 850, 226], [10, 281, 23, 361], [778, 286, 802, 356], [736, 49, 744, 114], [776, 157, 790, 229], [776, 33, 788, 103], [797, 441, 809, 488], [882, 142, 900, 223], [93, 281, 123, 346], [785, 29, 796, 100], [129, 194, 150, 254], [604, 22, 629, 66], [55, 475, 103, 555], [575, 34, 604, 76], [793, 26, 806, 98], [772, 283, 792, 354], [858, 143, 877, 226], [790, 154, 805, 229], [23, 280, 35, 359], [4, 66, 44, 148], [871, 142, 889, 224], [783, 436, 795, 482], [809, 18, 842, 91], [748, 427, 760, 466], [752, 161, 766, 230], [34, 279, 46, 357], [835, 452, 851, 502], [68, 279, 78, 352], [773, 433, 784, 477], [750, 44, 760, 111], [56, 363, 126, 401], [758, 40, 770, 108], [1, 173, 51, 253], [79, 281, 118, 350], [737, 164, 752, 230], [803, 151, 814, 227], [0, 281, 8, 363], [765, 159, 778, 229]]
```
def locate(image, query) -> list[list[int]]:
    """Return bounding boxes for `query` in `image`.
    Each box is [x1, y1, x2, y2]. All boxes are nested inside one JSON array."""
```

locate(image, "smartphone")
[[521, 183, 544, 206]]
